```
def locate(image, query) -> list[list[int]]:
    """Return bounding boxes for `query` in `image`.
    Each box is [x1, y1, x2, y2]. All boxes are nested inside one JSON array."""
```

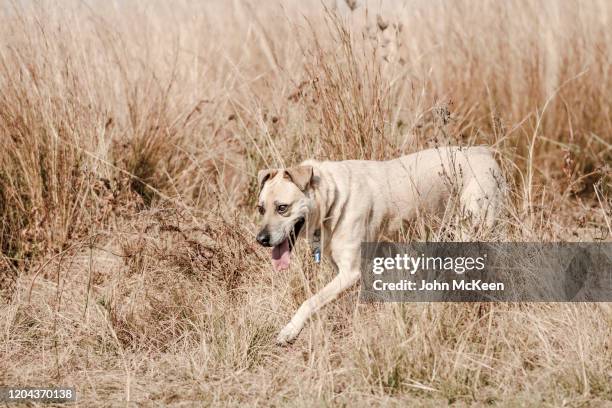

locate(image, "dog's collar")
[[312, 228, 321, 263]]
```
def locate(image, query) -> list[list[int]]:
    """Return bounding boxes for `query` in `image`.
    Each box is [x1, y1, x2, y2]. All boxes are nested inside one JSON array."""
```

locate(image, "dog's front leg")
[[276, 246, 361, 345]]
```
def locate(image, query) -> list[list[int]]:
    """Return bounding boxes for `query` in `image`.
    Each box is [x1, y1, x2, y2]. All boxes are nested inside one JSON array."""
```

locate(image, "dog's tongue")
[[271, 239, 291, 271]]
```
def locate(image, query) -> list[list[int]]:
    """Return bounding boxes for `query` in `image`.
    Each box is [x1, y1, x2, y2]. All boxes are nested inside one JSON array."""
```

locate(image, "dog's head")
[[255, 165, 315, 271]]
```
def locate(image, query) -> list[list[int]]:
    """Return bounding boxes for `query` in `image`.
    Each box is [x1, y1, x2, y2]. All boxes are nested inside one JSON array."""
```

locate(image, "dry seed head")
[[345, 0, 358, 11], [377, 14, 388, 31]]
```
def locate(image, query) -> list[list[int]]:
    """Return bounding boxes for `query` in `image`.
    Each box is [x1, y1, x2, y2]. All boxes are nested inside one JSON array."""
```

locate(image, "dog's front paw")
[[276, 322, 302, 346]]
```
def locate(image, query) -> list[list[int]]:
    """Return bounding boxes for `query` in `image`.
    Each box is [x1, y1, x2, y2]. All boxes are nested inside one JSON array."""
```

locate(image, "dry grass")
[[0, 0, 611, 406]]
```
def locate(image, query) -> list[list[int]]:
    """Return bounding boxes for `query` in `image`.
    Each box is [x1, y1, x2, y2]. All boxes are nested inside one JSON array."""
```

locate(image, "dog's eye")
[[257, 205, 265, 215], [276, 204, 288, 214]]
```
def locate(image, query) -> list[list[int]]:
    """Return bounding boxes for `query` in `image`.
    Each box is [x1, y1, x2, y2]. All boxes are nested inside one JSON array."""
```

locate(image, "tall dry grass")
[[0, 0, 611, 405]]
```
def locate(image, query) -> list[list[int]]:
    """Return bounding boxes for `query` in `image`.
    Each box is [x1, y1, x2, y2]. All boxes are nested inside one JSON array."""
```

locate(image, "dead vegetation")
[[0, 0, 611, 405]]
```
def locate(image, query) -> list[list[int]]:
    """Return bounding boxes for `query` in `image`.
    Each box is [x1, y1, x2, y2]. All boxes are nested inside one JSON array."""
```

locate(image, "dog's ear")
[[284, 165, 313, 191], [258, 169, 278, 190]]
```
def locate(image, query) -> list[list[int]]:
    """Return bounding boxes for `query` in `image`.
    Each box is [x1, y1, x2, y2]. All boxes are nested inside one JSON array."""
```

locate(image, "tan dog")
[[256, 146, 506, 345]]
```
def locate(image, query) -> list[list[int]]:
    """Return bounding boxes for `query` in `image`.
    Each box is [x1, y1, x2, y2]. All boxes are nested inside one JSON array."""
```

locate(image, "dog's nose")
[[256, 230, 271, 247]]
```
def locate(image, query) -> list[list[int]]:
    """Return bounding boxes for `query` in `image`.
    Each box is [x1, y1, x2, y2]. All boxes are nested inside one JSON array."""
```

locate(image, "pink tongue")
[[271, 239, 291, 271]]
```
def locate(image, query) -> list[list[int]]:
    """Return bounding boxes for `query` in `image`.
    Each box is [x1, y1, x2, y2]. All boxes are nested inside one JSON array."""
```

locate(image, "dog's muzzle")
[[256, 229, 272, 247]]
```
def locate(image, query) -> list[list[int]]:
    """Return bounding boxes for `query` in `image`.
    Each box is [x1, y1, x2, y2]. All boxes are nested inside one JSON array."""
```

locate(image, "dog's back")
[[306, 146, 505, 231]]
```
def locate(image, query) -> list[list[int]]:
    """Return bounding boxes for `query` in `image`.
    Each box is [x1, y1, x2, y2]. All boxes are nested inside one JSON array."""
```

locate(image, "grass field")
[[1, 0, 611, 406]]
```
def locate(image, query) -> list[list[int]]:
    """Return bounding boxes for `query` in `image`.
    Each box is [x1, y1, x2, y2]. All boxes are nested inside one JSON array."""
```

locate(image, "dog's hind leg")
[[458, 170, 506, 238], [276, 244, 361, 345]]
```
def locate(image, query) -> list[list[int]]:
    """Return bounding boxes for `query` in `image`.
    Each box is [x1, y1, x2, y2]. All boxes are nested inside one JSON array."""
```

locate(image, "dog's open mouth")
[[271, 217, 305, 271]]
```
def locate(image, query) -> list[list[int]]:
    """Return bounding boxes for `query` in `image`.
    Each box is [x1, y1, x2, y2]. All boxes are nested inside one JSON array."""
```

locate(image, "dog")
[[255, 146, 506, 345]]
